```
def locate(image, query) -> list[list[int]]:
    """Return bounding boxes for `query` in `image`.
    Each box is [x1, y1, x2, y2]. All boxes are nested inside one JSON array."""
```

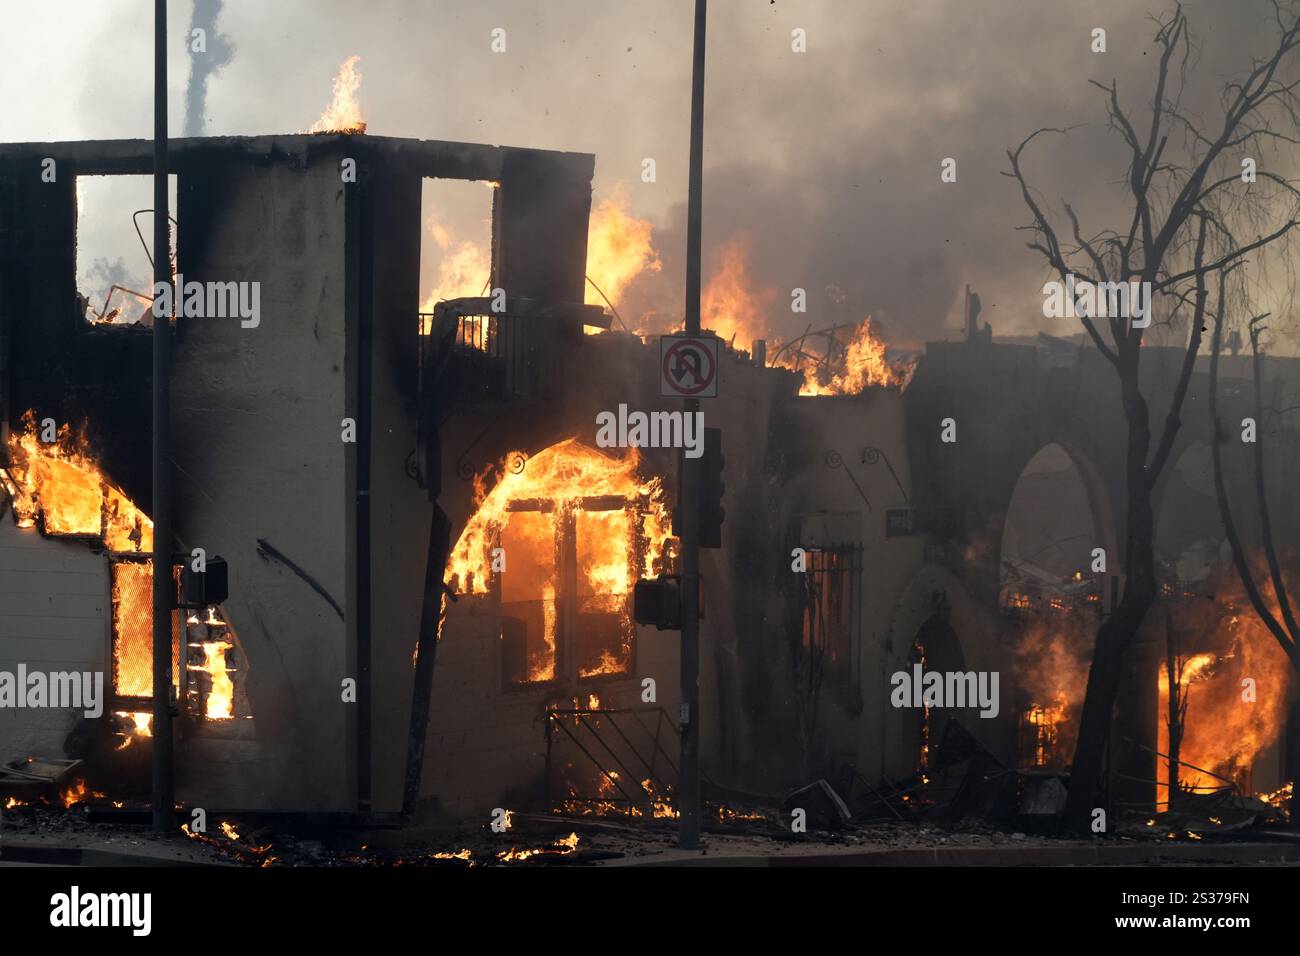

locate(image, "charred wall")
[[0, 154, 152, 501], [170, 147, 354, 810]]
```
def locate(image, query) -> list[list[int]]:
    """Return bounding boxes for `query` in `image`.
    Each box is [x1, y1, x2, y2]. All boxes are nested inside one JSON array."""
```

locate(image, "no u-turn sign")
[[660, 334, 719, 397]]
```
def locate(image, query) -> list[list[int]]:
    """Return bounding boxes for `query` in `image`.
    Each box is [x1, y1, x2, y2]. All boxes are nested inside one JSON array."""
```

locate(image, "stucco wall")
[[171, 153, 351, 810], [0, 520, 107, 758]]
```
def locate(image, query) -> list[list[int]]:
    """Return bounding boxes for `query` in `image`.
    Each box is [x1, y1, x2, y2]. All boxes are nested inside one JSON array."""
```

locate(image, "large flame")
[[791, 318, 914, 395], [306, 55, 366, 134], [585, 191, 661, 315], [701, 235, 774, 351], [188, 637, 235, 720], [4, 410, 237, 722], [417, 187, 659, 336], [419, 211, 493, 325], [447, 439, 673, 597], [1011, 607, 1097, 769], [1157, 590, 1292, 797], [2, 411, 151, 552]]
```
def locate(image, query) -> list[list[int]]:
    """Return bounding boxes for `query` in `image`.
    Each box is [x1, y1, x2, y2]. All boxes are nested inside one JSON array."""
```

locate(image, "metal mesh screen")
[[110, 560, 180, 700]]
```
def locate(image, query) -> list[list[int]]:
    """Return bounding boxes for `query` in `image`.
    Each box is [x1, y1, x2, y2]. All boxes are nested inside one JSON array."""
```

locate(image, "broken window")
[[417, 177, 495, 336], [447, 439, 674, 691], [497, 500, 638, 689], [74, 174, 176, 327]]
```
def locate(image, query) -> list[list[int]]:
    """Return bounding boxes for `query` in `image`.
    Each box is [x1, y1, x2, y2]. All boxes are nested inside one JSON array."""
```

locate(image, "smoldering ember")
[[2, 2, 1300, 917]]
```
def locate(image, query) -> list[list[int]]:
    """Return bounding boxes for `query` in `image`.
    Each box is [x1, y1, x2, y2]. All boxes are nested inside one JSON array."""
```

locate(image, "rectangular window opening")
[[74, 173, 177, 327], [417, 177, 495, 336]]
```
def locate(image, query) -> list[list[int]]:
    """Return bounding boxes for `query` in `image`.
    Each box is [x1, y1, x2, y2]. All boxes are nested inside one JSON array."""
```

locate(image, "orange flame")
[[1157, 598, 1292, 796], [2, 411, 151, 552], [307, 55, 366, 134], [450, 440, 674, 684], [701, 235, 775, 351], [585, 190, 661, 318], [419, 211, 492, 319], [1012, 616, 1094, 768], [792, 318, 914, 395], [448, 439, 672, 597], [188, 640, 235, 720], [497, 832, 579, 862]]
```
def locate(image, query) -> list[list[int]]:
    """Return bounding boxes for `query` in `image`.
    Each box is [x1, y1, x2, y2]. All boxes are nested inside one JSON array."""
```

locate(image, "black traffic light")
[[700, 427, 724, 548], [633, 575, 683, 630], [179, 555, 229, 608]]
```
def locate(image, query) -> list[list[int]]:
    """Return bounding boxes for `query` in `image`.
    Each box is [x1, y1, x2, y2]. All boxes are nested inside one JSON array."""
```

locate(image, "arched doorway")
[[998, 443, 1108, 771], [906, 614, 966, 777]]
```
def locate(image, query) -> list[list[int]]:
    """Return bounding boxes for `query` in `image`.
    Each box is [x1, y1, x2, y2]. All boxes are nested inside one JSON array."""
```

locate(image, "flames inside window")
[[3, 411, 239, 722], [110, 560, 180, 700], [448, 439, 674, 688]]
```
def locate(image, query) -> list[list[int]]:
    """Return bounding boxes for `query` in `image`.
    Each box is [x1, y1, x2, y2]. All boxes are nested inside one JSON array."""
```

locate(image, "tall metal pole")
[[152, 0, 176, 833], [679, 0, 707, 850]]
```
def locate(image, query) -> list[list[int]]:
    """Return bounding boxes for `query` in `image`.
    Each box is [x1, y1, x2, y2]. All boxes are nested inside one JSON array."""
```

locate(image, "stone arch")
[[997, 439, 1118, 595]]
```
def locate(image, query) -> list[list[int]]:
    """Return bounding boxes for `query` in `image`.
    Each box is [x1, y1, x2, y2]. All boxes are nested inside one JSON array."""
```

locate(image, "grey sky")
[[4, 0, 1298, 349]]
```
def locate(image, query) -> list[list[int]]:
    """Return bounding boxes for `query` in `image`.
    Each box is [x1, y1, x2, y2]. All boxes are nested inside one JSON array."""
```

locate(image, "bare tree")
[[1209, 307, 1300, 674], [1006, 2, 1300, 833]]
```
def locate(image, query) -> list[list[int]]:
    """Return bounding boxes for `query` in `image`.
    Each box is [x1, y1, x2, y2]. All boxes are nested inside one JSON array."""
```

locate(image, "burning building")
[[0, 129, 1297, 832]]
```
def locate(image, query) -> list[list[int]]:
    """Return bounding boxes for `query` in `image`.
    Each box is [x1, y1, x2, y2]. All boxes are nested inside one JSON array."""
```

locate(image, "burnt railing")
[[544, 705, 680, 818], [418, 296, 607, 409]]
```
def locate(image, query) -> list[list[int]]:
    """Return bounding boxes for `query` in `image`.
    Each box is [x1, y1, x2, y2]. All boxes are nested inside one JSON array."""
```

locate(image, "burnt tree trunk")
[[1064, 350, 1157, 832]]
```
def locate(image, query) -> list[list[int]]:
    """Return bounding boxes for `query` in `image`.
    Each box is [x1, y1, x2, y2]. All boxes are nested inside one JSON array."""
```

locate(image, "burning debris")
[[777, 317, 915, 395], [497, 831, 580, 862], [1157, 585, 1293, 803], [306, 55, 366, 134]]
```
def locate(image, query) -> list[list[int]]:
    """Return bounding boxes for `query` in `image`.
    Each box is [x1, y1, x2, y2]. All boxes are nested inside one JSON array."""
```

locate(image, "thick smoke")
[[183, 0, 236, 137], [617, 0, 1300, 349]]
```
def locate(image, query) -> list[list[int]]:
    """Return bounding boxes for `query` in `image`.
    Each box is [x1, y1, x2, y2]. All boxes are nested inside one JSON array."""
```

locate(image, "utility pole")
[[678, 0, 707, 850], [152, 0, 176, 833]]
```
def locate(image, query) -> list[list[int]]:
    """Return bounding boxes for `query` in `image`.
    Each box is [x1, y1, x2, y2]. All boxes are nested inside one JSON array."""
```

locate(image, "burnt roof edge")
[[0, 133, 594, 182]]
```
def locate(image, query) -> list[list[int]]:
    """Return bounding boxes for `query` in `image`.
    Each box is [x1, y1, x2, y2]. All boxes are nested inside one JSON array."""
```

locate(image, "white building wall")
[[0, 519, 108, 758]]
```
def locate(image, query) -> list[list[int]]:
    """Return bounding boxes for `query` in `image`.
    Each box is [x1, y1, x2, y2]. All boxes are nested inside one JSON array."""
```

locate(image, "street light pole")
[[678, 0, 707, 850], [152, 0, 176, 834]]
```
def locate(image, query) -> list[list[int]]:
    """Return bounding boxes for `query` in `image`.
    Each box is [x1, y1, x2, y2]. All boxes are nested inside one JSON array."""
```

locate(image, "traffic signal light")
[[179, 555, 229, 608], [700, 427, 724, 548], [633, 575, 683, 630]]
